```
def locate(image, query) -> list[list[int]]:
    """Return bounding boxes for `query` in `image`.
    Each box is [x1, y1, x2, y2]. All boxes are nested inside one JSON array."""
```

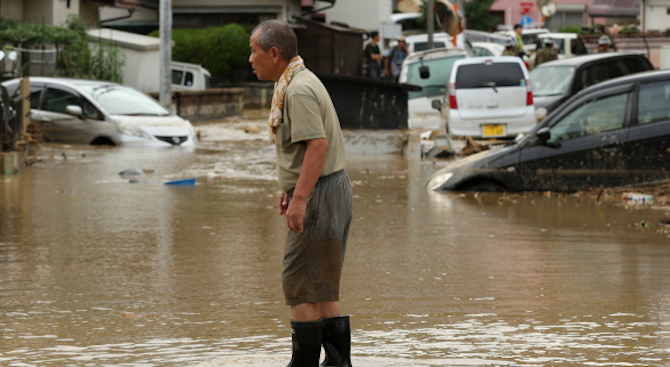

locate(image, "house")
[[640, 0, 670, 32]]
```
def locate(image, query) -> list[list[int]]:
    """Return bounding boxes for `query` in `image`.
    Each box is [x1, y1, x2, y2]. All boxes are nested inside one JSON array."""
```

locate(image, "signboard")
[[520, 16, 533, 27], [520, 1, 534, 14]]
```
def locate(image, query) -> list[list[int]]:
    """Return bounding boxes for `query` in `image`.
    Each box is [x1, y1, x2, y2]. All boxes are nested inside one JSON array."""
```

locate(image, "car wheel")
[[467, 181, 505, 192]]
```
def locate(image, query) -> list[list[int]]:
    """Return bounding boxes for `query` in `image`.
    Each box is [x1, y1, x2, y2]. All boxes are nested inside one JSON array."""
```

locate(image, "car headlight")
[[117, 123, 153, 140], [427, 172, 453, 191], [535, 107, 548, 122]]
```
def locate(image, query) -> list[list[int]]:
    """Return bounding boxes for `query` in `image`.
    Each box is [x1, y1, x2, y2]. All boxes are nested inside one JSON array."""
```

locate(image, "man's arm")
[[284, 138, 329, 234]]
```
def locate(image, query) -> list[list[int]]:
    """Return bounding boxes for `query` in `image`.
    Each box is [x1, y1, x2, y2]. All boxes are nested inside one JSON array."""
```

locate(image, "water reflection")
[[1, 124, 670, 366]]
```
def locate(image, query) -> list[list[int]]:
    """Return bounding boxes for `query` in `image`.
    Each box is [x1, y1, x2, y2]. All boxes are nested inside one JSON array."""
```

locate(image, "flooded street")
[[2, 120, 670, 367]]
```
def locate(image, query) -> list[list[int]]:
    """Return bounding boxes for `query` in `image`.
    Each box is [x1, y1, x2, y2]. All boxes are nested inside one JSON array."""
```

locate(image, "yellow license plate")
[[482, 124, 505, 138]]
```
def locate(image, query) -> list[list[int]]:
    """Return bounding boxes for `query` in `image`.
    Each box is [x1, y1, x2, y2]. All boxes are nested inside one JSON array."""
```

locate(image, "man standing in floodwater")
[[248, 19, 354, 367]]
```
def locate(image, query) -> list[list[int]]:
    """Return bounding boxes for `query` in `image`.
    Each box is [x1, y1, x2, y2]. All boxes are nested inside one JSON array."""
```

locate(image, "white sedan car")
[[1, 77, 198, 146]]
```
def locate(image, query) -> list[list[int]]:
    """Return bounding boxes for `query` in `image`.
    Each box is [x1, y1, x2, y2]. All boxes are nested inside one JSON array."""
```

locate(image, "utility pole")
[[427, 0, 434, 49], [159, 0, 172, 109]]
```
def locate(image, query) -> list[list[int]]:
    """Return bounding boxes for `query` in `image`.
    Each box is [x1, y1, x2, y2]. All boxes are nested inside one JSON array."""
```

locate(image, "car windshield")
[[455, 62, 525, 89], [79, 84, 170, 116], [530, 65, 574, 97], [406, 55, 466, 99]]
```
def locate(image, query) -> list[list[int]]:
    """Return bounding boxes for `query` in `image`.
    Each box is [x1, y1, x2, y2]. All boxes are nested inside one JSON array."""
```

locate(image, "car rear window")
[[455, 62, 525, 89]]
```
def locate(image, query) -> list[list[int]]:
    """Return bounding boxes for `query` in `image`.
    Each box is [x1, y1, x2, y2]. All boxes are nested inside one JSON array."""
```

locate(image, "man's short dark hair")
[[513, 24, 522, 30], [252, 19, 298, 61], [369, 30, 379, 39]]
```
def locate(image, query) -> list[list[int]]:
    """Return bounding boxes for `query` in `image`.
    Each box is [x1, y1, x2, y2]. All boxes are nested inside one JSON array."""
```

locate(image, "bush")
[[559, 26, 581, 34], [150, 24, 251, 83]]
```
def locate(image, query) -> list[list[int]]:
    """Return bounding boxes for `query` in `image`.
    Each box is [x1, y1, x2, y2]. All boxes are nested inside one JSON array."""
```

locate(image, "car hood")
[[427, 143, 521, 191], [112, 114, 194, 134]]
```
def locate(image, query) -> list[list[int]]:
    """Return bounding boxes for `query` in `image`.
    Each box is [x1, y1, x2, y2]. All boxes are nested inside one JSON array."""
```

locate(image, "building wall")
[[643, 1, 670, 32], [0, 0, 24, 19], [492, 0, 600, 31], [321, 0, 392, 31]]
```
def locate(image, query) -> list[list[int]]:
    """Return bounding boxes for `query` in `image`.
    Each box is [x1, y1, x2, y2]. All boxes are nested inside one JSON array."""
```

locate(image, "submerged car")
[[531, 51, 653, 120], [427, 69, 670, 193], [1, 77, 198, 146]]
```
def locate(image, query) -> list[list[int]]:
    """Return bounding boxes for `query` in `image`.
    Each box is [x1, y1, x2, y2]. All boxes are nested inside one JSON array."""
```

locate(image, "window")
[[455, 62, 525, 89], [29, 90, 42, 109], [172, 69, 184, 85], [579, 64, 609, 88], [474, 47, 494, 57], [548, 92, 628, 142], [45, 88, 81, 114], [406, 55, 465, 99], [184, 71, 194, 86], [638, 81, 670, 125], [570, 38, 587, 56]]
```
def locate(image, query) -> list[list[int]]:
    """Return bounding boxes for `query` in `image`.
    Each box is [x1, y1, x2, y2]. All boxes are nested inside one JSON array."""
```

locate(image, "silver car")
[[1, 77, 198, 146]]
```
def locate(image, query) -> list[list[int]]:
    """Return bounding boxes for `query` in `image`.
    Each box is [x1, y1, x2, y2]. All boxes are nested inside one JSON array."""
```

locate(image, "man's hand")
[[285, 197, 306, 234], [278, 191, 289, 216]]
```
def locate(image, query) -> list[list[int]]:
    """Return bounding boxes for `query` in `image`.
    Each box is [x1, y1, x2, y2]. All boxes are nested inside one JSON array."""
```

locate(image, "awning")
[[588, 0, 640, 18]]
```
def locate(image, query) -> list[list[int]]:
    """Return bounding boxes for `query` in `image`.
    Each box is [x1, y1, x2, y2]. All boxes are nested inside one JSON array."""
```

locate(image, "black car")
[[427, 69, 670, 192], [530, 51, 654, 120]]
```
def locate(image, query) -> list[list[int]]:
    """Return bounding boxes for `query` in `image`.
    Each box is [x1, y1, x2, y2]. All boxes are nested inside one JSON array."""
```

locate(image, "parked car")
[[531, 51, 654, 120], [391, 32, 473, 56], [171, 61, 212, 91], [427, 69, 670, 192], [534, 33, 587, 60], [472, 42, 504, 57], [497, 28, 549, 53], [398, 47, 468, 131], [1, 77, 198, 146], [463, 29, 509, 46], [432, 56, 537, 138]]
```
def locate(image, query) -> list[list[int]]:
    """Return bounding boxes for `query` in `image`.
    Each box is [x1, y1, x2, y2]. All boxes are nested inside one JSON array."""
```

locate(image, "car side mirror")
[[431, 99, 442, 111], [66, 105, 84, 118], [536, 127, 551, 144], [419, 65, 430, 79]]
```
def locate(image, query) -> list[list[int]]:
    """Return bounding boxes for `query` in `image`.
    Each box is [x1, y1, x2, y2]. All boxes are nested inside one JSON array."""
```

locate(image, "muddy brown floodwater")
[[2, 119, 670, 367]]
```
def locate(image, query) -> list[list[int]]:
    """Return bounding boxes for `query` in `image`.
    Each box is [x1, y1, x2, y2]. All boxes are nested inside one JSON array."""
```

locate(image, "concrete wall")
[[149, 88, 245, 124], [582, 34, 670, 69]]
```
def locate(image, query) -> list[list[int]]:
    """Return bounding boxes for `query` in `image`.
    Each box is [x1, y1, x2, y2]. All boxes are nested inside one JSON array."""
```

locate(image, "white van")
[[438, 56, 537, 138], [398, 47, 468, 131], [171, 61, 212, 91]]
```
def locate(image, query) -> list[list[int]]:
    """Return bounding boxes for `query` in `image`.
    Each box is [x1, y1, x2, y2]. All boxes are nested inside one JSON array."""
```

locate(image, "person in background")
[[534, 38, 558, 66], [384, 36, 408, 81], [597, 35, 613, 53], [248, 19, 354, 367], [513, 24, 525, 56], [502, 37, 517, 56], [365, 30, 384, 79]]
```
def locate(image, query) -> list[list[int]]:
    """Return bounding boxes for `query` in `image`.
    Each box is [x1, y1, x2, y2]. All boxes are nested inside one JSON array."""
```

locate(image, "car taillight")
[[526, 79, 533, 106], [449, 83, 457, 109]]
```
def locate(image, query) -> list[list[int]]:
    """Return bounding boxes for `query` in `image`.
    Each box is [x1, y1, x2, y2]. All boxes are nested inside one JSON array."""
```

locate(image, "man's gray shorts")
[[283, 170, 353, 306]]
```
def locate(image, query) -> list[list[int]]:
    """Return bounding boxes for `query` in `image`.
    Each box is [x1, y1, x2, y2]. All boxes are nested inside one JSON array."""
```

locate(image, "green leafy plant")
[[149, 23, 251, 83], [0, 16, 124, 82]]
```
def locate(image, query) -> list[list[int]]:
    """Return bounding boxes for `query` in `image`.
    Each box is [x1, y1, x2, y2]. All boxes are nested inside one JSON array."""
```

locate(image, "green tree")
[[464, 0, 498, 32], [150, 23, 251, 83]]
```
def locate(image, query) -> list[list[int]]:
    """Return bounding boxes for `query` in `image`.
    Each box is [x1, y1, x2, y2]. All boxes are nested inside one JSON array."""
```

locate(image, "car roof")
[[582, 68, 670, 91], [2, 76, 120, 88], [533, 50, 649, 68], [537, 32, 577, 39], [403, 47, 468, 63], [454, 55, 525, 66]]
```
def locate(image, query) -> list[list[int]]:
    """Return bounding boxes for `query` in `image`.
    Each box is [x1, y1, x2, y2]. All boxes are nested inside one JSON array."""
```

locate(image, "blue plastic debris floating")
[[164, 178, 196, 186]]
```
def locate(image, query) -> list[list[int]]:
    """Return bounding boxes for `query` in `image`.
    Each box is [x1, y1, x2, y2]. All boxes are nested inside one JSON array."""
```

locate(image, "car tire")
[[467, 181, 505, 192]]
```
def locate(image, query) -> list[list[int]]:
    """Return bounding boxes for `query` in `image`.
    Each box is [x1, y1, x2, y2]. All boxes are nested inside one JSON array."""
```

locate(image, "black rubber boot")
[[320, 316, 352, 367], [286, 320, 322, 367]]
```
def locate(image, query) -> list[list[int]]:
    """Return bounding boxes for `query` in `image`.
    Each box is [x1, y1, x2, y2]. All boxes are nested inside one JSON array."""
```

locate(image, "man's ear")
[[270, 47, 280, 61]]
